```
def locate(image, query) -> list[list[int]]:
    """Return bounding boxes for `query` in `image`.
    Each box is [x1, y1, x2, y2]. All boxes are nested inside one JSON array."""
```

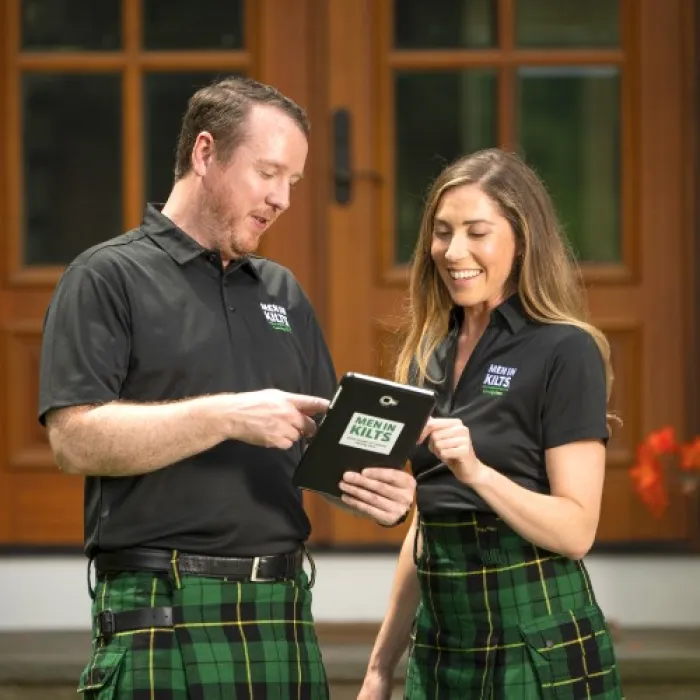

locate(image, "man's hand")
[[217, 389, 329, 450], [338, 467, 415, 527]]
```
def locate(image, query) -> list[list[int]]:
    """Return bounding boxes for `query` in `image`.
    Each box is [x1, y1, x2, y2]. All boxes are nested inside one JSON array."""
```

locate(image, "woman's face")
[[430, 183, 517, 311]]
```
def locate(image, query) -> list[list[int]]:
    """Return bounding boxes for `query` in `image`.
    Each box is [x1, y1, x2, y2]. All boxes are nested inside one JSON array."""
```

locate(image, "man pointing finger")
[[38, 76, 414, 699]]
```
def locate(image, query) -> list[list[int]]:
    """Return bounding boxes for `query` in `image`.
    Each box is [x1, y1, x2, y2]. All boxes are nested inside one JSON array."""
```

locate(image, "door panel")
[[320, 0, 408, 545]]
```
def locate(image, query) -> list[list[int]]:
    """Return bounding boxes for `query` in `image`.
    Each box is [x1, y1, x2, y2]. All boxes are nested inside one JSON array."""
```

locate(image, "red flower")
[[629, 448, 669, 518], [629, 427, 700, 517], [645, 426, 677, 456], [679, 437, 700, 471]]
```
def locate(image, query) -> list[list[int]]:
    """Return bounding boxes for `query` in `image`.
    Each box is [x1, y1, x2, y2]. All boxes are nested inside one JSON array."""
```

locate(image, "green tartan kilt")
[[78, 568, 329, 699], [405, 513, 624, 700]]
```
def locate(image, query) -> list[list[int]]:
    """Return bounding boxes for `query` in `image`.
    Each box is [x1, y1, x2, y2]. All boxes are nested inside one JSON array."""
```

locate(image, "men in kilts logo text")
[[38, 77, 416, 699], [357, 149, 624, 699]]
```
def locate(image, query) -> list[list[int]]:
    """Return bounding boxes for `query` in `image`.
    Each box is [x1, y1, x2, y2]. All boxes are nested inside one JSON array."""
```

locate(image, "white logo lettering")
[[260, 303, 291, 333], [482, 365, 517, 395]]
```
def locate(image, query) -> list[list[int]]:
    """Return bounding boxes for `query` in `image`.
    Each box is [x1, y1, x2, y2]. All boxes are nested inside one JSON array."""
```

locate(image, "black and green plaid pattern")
[[404, 513, 624, 699], [78, 569, 328, 699]]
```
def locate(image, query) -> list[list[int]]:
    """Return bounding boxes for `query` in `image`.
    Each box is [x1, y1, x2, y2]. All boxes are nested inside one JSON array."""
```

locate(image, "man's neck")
[[161, 179, 215, 252]]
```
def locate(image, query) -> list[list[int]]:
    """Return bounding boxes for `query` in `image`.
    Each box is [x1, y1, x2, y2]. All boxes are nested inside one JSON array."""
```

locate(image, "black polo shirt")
[[39, 204, 337, 557], [412, 295, 609, 514]]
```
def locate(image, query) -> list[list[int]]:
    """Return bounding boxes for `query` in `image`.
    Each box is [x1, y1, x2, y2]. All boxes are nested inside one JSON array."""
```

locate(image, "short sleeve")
[[38, 262, 131, 424], [542, 330, 609, 449], [303, 306, 337, 401]]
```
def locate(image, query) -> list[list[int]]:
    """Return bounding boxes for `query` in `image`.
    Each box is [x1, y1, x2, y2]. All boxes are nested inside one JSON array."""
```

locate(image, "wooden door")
[[0, 0, 322, 546], [314, 0, 697, 548], [1, 0, 695, 550]]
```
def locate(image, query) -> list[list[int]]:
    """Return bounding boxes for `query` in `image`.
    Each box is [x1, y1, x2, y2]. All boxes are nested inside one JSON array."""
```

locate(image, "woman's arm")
[[358, 513, 422, 699], [469, 440, 605, 559], [423, 417, 605, 560]]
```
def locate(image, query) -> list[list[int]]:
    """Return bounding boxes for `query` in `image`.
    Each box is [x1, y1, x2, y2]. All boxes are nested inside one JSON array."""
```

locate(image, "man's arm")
[[47, 390, 328, 477]]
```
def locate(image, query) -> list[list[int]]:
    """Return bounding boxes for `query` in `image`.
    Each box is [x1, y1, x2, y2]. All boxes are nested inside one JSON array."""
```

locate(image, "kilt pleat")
[[404, 512, 624, 700]]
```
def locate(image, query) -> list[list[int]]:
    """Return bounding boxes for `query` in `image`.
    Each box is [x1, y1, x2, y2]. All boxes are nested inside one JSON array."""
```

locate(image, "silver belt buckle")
[[250, 556, 274, 583]]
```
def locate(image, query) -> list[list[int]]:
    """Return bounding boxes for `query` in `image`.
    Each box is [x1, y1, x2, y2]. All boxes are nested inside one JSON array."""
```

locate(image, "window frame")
[[376, 0, 638, 286], [3, 0, 256, 287]]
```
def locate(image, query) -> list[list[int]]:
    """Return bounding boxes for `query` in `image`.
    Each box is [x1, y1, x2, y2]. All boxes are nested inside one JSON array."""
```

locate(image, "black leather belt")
[[96, 607, 173, 644], [95, 547, 303, 582]]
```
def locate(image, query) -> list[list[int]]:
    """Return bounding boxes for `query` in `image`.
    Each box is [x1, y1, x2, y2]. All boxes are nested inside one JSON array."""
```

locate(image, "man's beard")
[[201, 189, 259, 260]]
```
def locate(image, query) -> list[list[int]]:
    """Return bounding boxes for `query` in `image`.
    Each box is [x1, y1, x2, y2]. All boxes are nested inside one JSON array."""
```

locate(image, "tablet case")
[[293, 372, 436, 498]]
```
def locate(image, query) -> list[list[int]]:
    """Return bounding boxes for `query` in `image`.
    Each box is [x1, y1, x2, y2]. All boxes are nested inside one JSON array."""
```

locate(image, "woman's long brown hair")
[[395, 149, 615, 419]]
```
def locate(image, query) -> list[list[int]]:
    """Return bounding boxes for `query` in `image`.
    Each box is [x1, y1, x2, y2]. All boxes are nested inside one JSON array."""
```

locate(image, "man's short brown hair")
[[174, 76, 310, 180]]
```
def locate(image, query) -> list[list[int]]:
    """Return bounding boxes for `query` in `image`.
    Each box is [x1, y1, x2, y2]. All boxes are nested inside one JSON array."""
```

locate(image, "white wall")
[[1, 554, 699, 630]]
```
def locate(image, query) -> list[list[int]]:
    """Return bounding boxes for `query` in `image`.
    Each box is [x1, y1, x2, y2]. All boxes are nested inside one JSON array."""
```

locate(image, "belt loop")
[[301, 543, 316, 589], [87, 555, 96, 601], [95, 610, 115, 645], [169, 550, 182, 590], [474, 513, 503, 566]]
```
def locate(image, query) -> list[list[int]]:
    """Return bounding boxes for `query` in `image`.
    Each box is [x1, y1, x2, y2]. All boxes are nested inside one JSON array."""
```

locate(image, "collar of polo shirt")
[[141, 203, 261, 279]]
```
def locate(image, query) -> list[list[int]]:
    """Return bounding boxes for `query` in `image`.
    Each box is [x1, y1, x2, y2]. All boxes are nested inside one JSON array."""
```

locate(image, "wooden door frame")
[[686, 0, 700, 553], [252, 0, 336, 543], [690, 0, 700, 440], [0, 0, 9, 544]]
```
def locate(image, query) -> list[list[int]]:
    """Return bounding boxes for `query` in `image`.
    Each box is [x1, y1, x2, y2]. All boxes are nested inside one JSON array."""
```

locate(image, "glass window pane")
[[22, 74, 122, 266], [21, 0, 121, 51], [395, 70, 498, 264], [394, 0, 496, 49], [143, 0, 245, 50], [517, 66, 621, 263], [515, 0, 620, 48], [144, 73, 233, 203]]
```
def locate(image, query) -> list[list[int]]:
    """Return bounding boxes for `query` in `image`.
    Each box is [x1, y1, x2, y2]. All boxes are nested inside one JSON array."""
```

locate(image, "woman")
[[348, 149, 623, 699]]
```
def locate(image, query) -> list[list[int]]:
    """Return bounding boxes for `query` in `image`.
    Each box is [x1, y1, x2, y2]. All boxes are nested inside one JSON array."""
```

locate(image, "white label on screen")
[[338, 412, 404, 455]]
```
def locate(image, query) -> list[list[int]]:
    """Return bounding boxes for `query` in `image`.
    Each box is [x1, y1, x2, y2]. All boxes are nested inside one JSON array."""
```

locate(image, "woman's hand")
[[357, 668, 393, 700], [420, 417, 488, 486]]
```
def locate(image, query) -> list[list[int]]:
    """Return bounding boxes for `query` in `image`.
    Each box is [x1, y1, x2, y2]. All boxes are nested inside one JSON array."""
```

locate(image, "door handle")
[[332, 108, 382, 205]]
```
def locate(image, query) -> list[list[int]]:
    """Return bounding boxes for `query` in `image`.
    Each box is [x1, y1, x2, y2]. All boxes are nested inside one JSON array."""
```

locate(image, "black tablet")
[[293, 372, 436, 498]]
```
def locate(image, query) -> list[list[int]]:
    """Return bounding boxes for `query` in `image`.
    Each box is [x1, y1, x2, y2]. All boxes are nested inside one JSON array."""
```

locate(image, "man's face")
[[200, 103, 308, 260]]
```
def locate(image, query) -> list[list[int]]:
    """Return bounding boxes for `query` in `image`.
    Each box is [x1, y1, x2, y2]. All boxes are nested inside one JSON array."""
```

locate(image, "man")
[[39, 76, 415, 699]]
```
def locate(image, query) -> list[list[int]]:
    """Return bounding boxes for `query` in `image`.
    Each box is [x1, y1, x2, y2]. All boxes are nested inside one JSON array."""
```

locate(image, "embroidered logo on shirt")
[[482, 363, 517, 396], [260, 303, 291, 333]]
